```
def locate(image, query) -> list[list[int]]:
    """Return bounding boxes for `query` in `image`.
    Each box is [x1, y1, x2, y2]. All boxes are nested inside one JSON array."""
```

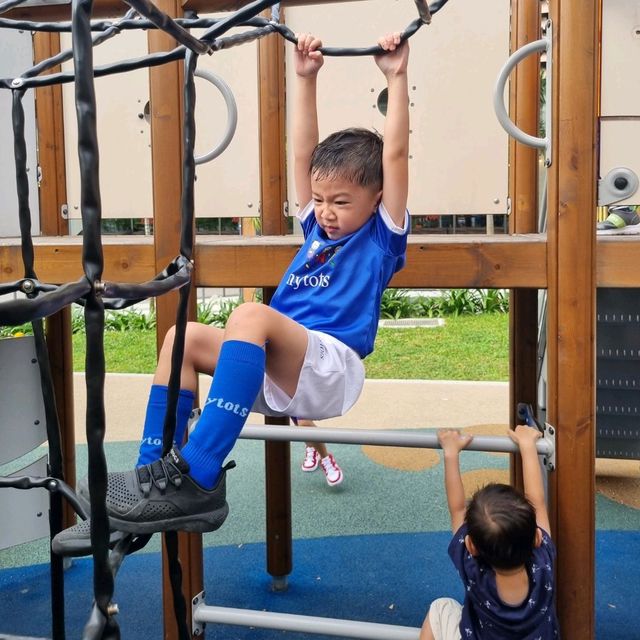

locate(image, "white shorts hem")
[[251, 329, 364, 420]]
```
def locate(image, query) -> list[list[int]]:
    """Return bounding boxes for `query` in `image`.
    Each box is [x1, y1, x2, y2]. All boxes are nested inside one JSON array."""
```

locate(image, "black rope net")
[[0, 0, 449, 638]]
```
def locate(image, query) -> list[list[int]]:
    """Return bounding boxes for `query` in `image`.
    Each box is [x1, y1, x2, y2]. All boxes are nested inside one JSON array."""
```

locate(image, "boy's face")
[[311, 174, 382, 240]]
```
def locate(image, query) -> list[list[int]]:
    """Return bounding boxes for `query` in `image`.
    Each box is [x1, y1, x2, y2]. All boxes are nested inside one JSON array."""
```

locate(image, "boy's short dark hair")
[[310, 127, 383, 191], [465, 483, 537, 570]]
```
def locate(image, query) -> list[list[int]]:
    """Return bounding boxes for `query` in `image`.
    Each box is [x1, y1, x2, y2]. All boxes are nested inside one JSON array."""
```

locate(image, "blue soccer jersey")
[[270, 201, 408, 358]]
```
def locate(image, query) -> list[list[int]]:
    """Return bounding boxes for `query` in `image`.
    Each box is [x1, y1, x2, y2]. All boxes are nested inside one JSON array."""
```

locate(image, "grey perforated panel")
[[0, 337, 47, 464], [597, 288, 640, 459], [0, 456, 50, 550]]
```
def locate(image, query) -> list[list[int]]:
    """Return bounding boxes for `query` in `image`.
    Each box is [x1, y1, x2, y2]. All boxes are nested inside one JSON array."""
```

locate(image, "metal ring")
[[194, 68, 238, 165], [493, 19, 553, 167], [493, 38, 548, 150]]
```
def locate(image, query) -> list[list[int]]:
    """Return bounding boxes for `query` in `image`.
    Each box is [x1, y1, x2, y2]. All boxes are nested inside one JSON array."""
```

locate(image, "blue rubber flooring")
[[0, 532, 639, 638]]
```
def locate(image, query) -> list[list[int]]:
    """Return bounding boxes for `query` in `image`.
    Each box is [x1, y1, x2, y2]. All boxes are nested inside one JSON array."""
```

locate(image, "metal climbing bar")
[[239, 424, 554, 457], [192, 603, 420, 640]]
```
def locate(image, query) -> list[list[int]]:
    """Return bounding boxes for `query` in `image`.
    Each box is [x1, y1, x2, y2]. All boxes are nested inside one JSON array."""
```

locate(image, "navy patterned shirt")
[[449, 523, 560, 639]]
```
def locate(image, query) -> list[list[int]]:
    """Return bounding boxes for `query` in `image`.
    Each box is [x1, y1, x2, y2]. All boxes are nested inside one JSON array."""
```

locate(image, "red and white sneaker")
[[320, 454, 343, 486], [301, 446, 320, 472]]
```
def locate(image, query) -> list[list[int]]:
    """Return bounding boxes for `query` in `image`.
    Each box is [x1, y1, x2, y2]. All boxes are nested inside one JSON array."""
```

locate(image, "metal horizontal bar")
[[193, 604, 420, 640], [239, 424, 553, 456]]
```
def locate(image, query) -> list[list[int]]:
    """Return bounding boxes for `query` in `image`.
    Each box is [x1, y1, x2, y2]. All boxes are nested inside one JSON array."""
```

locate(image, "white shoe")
[[320, 454, 343, 486], [301, 446, 320, 472]]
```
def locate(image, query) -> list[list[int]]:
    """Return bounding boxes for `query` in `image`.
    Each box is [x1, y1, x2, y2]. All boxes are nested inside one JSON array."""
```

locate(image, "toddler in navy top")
[[420, 425, 560, 640]]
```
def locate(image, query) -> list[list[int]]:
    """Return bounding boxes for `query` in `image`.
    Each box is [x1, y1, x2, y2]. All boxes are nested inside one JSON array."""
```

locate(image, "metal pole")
[[193, 604, 420, 640], [239, 424, 553, 456]]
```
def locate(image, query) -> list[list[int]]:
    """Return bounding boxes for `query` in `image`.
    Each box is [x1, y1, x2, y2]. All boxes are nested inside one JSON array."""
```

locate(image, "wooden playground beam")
[[0, 234, 545, 288], [3, 234, 640, 289], [196, 235, 550, 288]]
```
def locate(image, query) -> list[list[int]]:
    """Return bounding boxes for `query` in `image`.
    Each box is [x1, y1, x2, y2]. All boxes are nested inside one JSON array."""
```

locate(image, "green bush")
[[379, 289, 422, 319], [384, 288, 509, 319], [105, 309, 156, 332], [69, 307, 156, 333], [197, 299, 240, 327]]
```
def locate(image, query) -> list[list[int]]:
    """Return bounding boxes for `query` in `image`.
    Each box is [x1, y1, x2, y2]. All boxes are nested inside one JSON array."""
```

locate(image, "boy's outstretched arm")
[[293, 33, 323, 208], [375, 33, 410, 228], [509, 424, 551, 534], [438, 429, 473, 532]]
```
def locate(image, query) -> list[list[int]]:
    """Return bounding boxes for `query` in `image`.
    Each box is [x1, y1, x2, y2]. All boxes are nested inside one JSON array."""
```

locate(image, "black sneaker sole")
[[106, 502, 229, 534], [52, 521, 129, 557], [76, 487, 229, 534]]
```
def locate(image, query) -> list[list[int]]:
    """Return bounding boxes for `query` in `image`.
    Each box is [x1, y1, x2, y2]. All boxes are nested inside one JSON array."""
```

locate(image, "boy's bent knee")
[[227, 302, 275, 331], [162, 322, 201, 348], [229, 301, 264, 319]]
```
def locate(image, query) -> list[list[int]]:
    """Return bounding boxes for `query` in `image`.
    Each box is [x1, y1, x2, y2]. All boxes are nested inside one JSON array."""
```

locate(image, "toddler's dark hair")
[[310, 127, 383, 190], [465, 483, 537, 571]]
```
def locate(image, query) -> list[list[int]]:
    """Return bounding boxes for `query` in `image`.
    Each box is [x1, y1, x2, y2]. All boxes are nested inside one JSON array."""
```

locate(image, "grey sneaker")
[[597, 205, 640, 231], [77, 448, 233, 535], [51, 518, 128, 557]]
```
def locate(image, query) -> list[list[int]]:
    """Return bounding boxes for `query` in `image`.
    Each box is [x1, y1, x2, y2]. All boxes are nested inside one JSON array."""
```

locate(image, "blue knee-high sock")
[[137, 385, 195, 466], [181, 340, 265, 489]]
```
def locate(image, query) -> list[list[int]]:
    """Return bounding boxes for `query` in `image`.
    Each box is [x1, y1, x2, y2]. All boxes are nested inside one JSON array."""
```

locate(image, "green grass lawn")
[[366, 314, 509, 381], [72, 313, 508, 381]]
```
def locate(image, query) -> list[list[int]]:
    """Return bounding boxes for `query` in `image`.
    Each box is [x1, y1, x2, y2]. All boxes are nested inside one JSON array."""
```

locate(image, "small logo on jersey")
[[285, 273, 331, 290], [305, 243, 342, 269], [307, 240, 322, 260]]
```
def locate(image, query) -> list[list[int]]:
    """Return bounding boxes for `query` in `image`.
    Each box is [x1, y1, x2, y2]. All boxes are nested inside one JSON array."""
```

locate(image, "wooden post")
[[257, 11, 292, 587], [545, 1, 598, 636], [146, 5, 201, 639], [507, 0, 540, 489], [258, 14, 287, 238]]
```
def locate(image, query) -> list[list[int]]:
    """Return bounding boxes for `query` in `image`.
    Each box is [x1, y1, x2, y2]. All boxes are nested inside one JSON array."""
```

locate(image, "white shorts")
[[251, 329, 365, 420], [427, 598, 462, 640]]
